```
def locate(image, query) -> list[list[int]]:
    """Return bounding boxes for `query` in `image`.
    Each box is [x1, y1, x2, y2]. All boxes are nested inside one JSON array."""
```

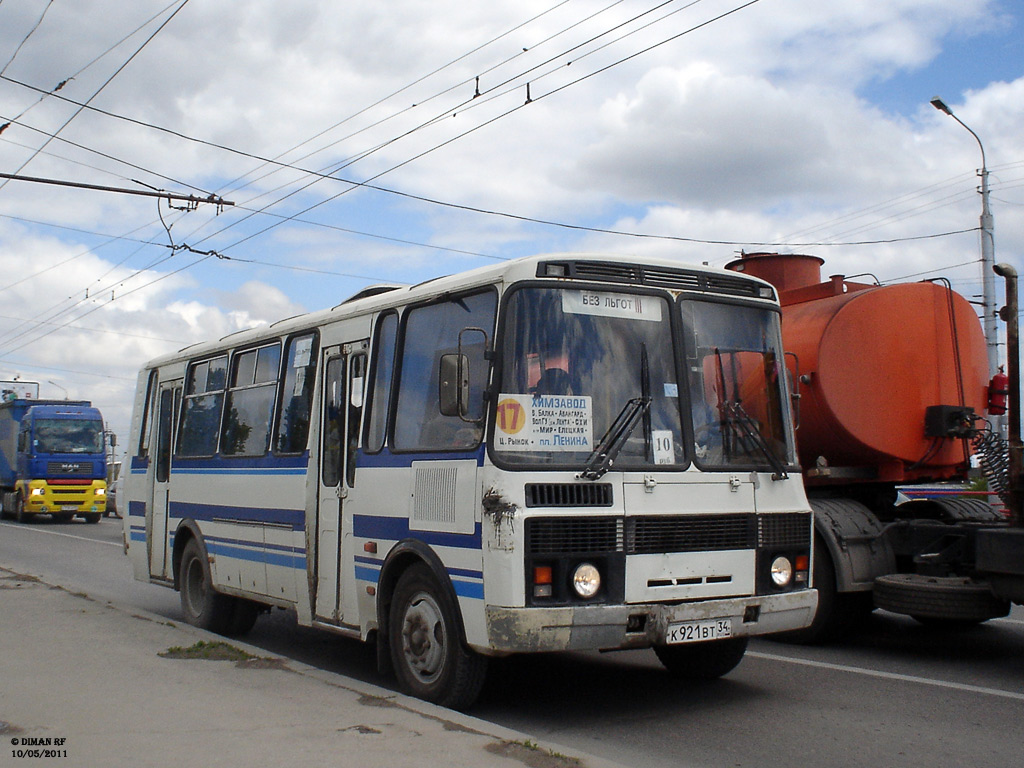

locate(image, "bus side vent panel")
[[413, 466, 458, 525], [524, 483, 613, 508], [526, 517, 624, 554]]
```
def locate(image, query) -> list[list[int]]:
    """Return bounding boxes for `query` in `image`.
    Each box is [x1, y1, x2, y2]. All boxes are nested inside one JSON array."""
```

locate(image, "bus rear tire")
[[654, 637, 749, 680], [389, 563, 487, 710], [179, 538, 235, 634]]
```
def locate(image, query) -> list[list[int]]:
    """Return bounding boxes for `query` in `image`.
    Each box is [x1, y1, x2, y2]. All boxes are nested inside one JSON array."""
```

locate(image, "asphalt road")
[[2, 516, 1022, 768]]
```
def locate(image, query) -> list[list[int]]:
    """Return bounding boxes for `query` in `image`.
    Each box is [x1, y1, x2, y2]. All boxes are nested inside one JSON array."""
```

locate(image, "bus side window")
[[222, 343, 281, 457], [347, 352, 366, 487], [178, 355, 227, 457], [365, 312, 398, 453], [276, 332, 319, 454], [393, 290, 496, 452], [137, 370, 158, 459]]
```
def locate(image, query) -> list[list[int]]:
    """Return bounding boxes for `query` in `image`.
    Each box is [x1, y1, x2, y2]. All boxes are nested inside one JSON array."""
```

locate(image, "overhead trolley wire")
[[0, 0, 191, 195]]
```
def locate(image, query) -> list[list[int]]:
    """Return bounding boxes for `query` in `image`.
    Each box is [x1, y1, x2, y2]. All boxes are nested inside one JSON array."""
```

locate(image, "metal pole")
[[931, 97, 998, 377], [994, 263, 1021, 525]]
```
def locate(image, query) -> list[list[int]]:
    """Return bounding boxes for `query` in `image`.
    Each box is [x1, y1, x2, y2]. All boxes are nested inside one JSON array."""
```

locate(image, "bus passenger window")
[[365, 312, 398, 453], [347, 352, 366, 486], [276, 333, 319, 454], [222, 343, 281, 457], [178, 355, 228, 457]]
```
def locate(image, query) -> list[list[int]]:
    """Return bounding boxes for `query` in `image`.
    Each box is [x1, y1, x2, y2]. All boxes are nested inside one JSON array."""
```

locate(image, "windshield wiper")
[[720, 400, 789, 481], [578, 397, 651, 480]]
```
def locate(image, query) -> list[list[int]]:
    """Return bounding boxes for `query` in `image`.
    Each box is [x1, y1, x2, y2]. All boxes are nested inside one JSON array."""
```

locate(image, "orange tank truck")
[[726, 252, 1011, 641]]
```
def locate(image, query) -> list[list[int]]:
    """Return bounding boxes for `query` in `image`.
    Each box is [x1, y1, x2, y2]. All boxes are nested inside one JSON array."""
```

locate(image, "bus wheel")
[[389, 563, 487, 710], [179, 538, 233, 634], [654, 637, 749, 680]]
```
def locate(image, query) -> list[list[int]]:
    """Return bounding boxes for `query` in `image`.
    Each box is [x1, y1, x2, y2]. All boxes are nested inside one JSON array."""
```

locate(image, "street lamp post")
[[931, 96, 998, 378]]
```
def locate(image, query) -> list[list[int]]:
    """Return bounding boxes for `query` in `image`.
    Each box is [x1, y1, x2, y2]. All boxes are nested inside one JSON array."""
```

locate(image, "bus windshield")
[[680, 299, 795, 471], [494, 286, 683, 469], [33, 419, 105, 455]]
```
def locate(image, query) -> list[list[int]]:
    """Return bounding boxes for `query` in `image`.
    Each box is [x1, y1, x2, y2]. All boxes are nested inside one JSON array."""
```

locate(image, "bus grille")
[[758, 512, 812, 547], [627, 515, 756, 554], [537, 260, 771, 300], [527, 518, 623, 554], [526, 513, 809, 555], [524, 483, 613, 507]]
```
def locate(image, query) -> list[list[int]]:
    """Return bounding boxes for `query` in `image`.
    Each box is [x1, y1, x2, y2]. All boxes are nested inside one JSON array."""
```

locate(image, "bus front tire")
[[179, 538, 235, 634], [389, 563, 487, 710], [654, 637, 749, 680]]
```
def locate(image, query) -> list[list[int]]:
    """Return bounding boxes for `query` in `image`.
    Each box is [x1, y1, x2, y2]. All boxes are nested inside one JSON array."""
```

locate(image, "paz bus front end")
[[479, 261, 817, 658]]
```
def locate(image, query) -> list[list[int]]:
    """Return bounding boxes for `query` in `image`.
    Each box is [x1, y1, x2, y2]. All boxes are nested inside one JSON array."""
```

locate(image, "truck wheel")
[[873, 574, 1010, 623], [389, 563, 487, 710], [82, 513, 101, 524], [14, 495, 26, 524], [178, 538, 234, 634], [654, 637, 749, 680]]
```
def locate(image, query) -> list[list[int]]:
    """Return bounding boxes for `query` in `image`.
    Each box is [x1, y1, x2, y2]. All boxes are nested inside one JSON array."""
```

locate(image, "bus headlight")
[[770, 556, 794, 588], [572, 563, 601, 599]]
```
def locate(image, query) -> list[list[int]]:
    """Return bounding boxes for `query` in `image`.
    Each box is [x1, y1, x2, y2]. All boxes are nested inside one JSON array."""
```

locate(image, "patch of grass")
[[485, 739, 582, 768], [159, 640, 256, 661]]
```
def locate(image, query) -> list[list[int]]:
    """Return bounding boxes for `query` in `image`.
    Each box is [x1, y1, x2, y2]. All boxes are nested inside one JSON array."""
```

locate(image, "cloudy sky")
[[0, 0, 1021, 443]]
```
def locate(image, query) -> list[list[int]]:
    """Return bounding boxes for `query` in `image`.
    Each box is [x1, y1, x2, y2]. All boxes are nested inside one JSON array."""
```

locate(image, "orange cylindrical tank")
[[783, 282, 986, 477], [727, 254, 988, 482]]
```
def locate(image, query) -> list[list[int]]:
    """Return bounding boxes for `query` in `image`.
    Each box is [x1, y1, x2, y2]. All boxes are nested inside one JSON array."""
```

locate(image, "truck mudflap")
[[482, 589, 818, 654]]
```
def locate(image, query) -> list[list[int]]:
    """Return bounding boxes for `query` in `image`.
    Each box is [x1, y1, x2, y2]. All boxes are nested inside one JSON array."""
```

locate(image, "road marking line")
[[748, 650, 1024, 701], [0, 521, 121, 548]]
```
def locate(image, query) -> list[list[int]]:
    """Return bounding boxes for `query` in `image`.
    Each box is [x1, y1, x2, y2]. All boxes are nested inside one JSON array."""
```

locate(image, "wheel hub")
[[401, 593, 445, 681]]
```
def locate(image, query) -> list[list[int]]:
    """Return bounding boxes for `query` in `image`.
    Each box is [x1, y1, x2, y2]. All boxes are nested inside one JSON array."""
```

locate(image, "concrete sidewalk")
[[0, 566, 625, 768]]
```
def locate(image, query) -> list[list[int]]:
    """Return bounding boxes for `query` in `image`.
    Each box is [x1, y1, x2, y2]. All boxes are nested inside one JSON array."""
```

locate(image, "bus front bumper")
[[483, 589, 818, 654]]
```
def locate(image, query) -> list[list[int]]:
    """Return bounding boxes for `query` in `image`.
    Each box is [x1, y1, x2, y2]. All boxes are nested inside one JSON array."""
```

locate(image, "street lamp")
[[931, 96, 998, 378], [47, 380, 68, 400]]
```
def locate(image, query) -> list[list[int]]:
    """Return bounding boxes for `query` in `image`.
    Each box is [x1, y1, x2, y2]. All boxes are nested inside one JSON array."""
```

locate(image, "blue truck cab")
[[0, 399, 108, 523]]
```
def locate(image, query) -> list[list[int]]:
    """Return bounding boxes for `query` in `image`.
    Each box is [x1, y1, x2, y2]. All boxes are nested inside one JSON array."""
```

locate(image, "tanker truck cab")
[[12, 403, 108, 523]]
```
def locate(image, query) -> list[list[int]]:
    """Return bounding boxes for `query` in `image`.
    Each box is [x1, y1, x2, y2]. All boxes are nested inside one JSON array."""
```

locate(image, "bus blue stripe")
[[355, 445, 485, 469], [206, 539, 306, 569], [353, 514, 481, 549], [452, 579, 484, 600], [171, 501, 304, 530]]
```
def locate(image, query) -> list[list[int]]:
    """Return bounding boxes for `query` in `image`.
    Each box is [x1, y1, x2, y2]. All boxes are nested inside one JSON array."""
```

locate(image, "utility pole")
[[931, 97, 998, 378]]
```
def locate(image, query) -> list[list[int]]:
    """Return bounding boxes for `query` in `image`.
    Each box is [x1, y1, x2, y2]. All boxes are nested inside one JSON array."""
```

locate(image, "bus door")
[[314, 342, 366, 623], [150, 379, 181, 580]]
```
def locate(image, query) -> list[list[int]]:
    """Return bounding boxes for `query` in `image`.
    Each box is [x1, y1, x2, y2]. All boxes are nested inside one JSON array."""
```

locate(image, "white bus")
[[124, 253, 817, 709]]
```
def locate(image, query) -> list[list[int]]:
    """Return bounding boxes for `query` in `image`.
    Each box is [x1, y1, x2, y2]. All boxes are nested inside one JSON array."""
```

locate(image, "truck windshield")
[[493, 286, 683, 469], [33, 419, 105, 455], [680, 299, 795, 471]]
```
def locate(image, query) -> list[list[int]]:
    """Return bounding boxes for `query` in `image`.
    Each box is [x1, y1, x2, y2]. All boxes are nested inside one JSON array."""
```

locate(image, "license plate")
[[61, 505, 78, 512], [666, 619, 732, 644]]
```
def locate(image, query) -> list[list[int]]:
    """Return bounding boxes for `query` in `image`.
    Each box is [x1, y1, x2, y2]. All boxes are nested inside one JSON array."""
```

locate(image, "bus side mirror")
[[439, 354, 470, 418]]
